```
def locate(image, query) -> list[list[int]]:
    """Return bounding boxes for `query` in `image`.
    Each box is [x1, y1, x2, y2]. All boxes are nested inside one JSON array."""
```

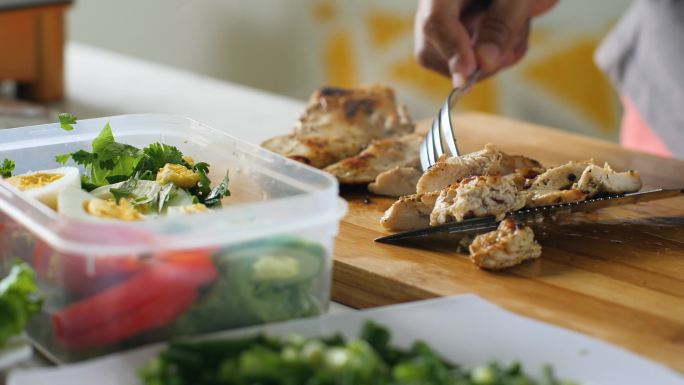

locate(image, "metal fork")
[[419, 69, 481, 171]]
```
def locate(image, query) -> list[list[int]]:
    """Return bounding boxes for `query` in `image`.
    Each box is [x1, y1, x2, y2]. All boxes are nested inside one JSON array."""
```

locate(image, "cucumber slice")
[[220, 237, 326, 322], [220, 237, 326, 286]]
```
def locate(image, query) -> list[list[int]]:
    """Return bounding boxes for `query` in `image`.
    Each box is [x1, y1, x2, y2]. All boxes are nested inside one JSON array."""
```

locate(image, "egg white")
[[7, 167, 81, 210], [57, 187, 137, 223]]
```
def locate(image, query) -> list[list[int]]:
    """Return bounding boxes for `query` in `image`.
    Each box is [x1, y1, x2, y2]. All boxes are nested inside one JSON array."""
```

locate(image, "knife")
[[375, 188, 684, 245]]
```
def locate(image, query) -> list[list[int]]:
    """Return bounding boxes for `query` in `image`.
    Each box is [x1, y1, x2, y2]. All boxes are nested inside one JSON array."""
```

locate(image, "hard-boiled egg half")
[[4, 167, 81, 210], [57, 188, 145, 222]]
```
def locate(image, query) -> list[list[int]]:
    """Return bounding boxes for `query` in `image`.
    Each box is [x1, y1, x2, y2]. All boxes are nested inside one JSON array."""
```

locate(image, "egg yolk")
[[174, 203, 208, 214], [6, 173, 63, 191], [156, 163, 200, 188], [84, 198, 144, 221]]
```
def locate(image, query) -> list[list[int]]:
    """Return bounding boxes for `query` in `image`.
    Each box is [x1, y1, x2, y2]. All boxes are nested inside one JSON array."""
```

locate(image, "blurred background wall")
[[67, 0, 632, 140]]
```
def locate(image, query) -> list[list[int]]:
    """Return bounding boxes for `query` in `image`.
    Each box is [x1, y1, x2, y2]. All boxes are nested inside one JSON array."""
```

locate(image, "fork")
[[419, 69, 481, 171]]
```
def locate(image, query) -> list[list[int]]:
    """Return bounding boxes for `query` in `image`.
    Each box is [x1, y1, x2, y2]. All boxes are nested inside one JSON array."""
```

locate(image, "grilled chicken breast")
[[528, 160, 591, 191], [262, 85, 413, 168], [368, 166, 422, 197], [430, 175, 527, 225], [469, 219, 542, 270], [575, 163, 642, 196], [416, 144, 543, 194], [381, 191, 440, 231], [526, 189, 587, 207], [324, 133, 421, 184]]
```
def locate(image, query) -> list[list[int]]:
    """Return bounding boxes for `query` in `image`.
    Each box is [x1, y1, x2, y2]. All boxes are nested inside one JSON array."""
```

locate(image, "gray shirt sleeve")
[[595, 0, 684, 157]]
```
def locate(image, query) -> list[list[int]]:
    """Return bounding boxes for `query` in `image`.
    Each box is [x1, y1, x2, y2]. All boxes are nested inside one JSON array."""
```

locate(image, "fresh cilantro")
[[203, 172, 231, 208], [55, 120, 229, 208], [1, 159, 15, 178], [57, 123, 144, 190], [55, 153, 71, 165], [189, 162, 212, 202], [0, 262, 42, 347], [80, 175, 98, 192], [69, 150, 97, 166], [58, 113, 78, 131], [134, 143, 185, 180]]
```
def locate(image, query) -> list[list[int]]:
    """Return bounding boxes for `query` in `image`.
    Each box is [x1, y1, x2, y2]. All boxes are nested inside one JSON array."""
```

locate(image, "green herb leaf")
[[203, 172, 230, 208], [92, 122, 115, 153], [1, 159, 15, 178], [58, 113, 78, 131], [55, 153, 71, 165], [0, 262, 42, 347], [110, 179, 137, 202], [70, 150, 97, 166], [134, 143, 185, 180], [190, 162, 212, 202], [157, 183, 174, 213], [76, 123, 144, 188]]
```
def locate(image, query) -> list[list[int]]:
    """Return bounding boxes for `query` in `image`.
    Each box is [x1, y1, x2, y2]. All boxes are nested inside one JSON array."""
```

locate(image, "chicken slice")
[[528, 160, 591, 191], [574, 163, 642, 197], [430, 175, 527, 225], [262, 85, 413, 168], [526, 189, 587, 207], [368, 166, 422, 197], [381, 191, 440, 231], [324, 133, 421, 184], [416, 144, 544, 194], [469, 219, 542, 270]]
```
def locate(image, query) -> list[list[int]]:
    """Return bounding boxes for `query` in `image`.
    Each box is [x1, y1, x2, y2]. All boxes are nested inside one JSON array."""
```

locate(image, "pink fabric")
[[620, 97, 672, 157]]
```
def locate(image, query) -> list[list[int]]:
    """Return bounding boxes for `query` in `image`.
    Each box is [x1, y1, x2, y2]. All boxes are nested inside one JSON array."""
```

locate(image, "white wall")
[[67, 0, 325, 99]]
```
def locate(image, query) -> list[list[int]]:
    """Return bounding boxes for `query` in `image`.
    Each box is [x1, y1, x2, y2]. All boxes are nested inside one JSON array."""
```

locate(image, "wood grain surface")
[[331, 112, 684, 372]]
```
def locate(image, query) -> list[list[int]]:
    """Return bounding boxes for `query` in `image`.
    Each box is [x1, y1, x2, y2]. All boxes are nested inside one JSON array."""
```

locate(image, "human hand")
[[414, 0, 558, 86]]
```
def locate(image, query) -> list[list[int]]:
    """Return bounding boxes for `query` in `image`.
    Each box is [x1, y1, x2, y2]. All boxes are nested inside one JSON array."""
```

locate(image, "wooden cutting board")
[[330, 112, 684, 372]]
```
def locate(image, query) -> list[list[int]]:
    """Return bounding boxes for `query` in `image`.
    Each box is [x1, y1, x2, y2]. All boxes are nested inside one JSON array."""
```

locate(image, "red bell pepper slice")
[[57, 286, 197, 350], [52, 249, 218, 349], [32, 241, 142, 295]]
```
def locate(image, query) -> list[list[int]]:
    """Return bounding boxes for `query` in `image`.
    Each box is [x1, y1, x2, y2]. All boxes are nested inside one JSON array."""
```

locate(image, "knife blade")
[[374, 188, 684, 245]]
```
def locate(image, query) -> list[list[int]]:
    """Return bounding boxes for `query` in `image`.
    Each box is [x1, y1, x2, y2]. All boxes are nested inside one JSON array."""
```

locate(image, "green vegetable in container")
[[0, 262, 43, 347], [54, 114, 230, 207], [173, 237, 325, 335], [140, 321, 577, 385]]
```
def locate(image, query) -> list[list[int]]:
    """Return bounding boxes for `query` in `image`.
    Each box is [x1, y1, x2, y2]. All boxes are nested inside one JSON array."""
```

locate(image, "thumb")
[[475, 0, 531, 74]]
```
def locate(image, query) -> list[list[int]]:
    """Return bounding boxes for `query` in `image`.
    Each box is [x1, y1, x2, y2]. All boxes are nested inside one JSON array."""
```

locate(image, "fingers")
[[414, 0, 477, 86], [501, 19, 530, 68], [475, 0, 533, 76], [414, 41, 451, 78]]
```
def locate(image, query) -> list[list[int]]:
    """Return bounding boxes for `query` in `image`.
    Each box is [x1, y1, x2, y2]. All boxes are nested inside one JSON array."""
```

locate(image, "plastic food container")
[[0, 114, 347, 363]]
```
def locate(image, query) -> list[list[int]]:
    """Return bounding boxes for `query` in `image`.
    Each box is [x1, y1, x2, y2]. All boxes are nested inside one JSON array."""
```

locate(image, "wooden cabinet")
[[0, 1, 71, 102]]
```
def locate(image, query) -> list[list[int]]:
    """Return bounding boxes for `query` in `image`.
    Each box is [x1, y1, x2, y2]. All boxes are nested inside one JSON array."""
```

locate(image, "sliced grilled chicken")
[[526, 189, 587, 207], [416, 144, 544, 194], [368, 166, 422, 197], [381, 191, 440, 231], [469, 219, 542, 270], [262, 85, 413, 168], [261, 135, 366, 168], [528, 160, 591, 191], [430, 175, 527, 225], [324, 133, 421, 184], [575, 163, 642, 196]]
